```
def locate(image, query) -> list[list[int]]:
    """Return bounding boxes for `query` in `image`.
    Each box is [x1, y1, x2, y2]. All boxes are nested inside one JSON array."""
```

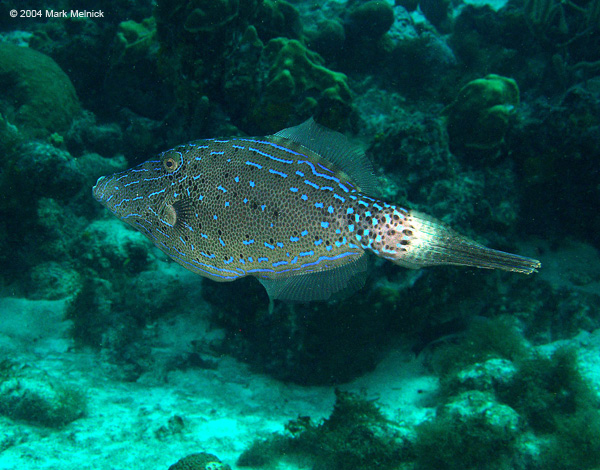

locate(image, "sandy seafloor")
[[2, 239, 600, 470], [0, 282, 436, 470]]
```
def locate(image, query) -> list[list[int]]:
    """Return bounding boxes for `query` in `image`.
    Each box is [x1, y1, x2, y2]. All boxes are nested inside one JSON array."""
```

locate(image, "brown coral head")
[[168, 452, 231, 470]]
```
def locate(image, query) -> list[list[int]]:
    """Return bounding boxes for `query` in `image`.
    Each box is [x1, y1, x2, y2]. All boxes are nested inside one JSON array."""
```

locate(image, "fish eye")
[[163, 155, 180, 172]]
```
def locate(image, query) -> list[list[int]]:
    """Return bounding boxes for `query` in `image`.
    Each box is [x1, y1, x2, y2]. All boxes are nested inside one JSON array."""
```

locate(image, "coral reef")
[[444, 74, 520, 151], [0, 1, 598, 468], [424, 319, 600, 469], [253, 37, 352, 130], [254, 0, 303, 41], [0, 43, 80, 137], [345, 1, 395, 40], [105, 17, 174, 120], [508, 82, 600, 245], [155, 0, 352, 132]]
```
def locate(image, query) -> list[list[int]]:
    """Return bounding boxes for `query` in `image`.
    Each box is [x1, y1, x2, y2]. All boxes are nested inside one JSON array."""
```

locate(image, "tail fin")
[[385, 211, 540, 274]]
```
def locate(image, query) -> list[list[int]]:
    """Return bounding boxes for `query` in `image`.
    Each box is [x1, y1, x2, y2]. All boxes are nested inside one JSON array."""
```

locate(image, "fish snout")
[[92, 174, 126, 217], [92, 176, 106, 202]]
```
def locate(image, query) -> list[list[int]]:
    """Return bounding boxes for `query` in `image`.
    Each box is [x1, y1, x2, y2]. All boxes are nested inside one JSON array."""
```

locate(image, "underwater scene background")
[[0, 0, 600, 468]]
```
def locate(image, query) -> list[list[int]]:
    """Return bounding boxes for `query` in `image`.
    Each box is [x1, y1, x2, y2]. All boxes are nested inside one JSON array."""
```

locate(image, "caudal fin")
[[390, 211, 540, 274]]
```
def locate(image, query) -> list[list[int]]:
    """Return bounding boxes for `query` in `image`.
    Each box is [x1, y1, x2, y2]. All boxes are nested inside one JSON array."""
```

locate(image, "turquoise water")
[[0, 0, 599, 469]]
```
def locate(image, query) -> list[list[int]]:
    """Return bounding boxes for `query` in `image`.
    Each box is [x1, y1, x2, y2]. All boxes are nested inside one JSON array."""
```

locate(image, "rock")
[[80, 219, 151, 275], [27, 261, 82, 300], [8, 141, 84, 202], [0, 361, 86, 428], [66, 111, 124, 158], [183, 0, 240, 33], [449, 358, 518, 393]]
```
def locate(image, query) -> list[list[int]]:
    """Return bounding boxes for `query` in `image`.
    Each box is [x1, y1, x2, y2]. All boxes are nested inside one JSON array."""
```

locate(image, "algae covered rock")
[[27, 261, 82, 301], [80, 219, 152, 275], [444, 74, 520, 150], [0, 44, 80, 137], [449, 358, 518, 393], [169, 452, 231, 470], [416, 391, 521, 469], [4, 141, 84, 204], [65, 111, 124, 158], [0, 360, 86, 428], [238, 390, 410, 469]]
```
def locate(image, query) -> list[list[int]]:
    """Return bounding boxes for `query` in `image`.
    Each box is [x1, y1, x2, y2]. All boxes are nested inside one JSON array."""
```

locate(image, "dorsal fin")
[[274, 118, 379, 196]]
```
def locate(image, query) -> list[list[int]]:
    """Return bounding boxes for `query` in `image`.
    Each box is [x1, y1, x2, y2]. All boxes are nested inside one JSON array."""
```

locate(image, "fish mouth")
[[92, 175, 122, 217], [92, 176, 106, 202]]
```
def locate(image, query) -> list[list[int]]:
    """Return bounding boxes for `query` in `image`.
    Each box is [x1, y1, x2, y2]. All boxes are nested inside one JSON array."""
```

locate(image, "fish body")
[[93, 119, 540, 301]]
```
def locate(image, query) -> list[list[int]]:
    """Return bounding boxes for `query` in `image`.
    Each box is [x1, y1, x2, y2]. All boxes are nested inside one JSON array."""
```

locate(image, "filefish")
[[93, 119, 540, 301]]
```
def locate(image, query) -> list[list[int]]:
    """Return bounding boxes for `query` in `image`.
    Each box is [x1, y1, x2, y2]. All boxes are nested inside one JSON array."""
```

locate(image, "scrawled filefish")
[[92, 119, 540, 301]]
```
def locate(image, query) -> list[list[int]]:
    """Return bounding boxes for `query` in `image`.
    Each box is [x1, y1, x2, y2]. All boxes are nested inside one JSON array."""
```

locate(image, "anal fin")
[[258, 253, 369, 302]]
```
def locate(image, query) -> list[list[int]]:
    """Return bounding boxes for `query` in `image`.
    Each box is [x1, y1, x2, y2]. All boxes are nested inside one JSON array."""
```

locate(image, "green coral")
[[0, 43, 80, 138], [253, 38, 352, 130], [444, 74, 520, 150], [112, 17, 157, 64]]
